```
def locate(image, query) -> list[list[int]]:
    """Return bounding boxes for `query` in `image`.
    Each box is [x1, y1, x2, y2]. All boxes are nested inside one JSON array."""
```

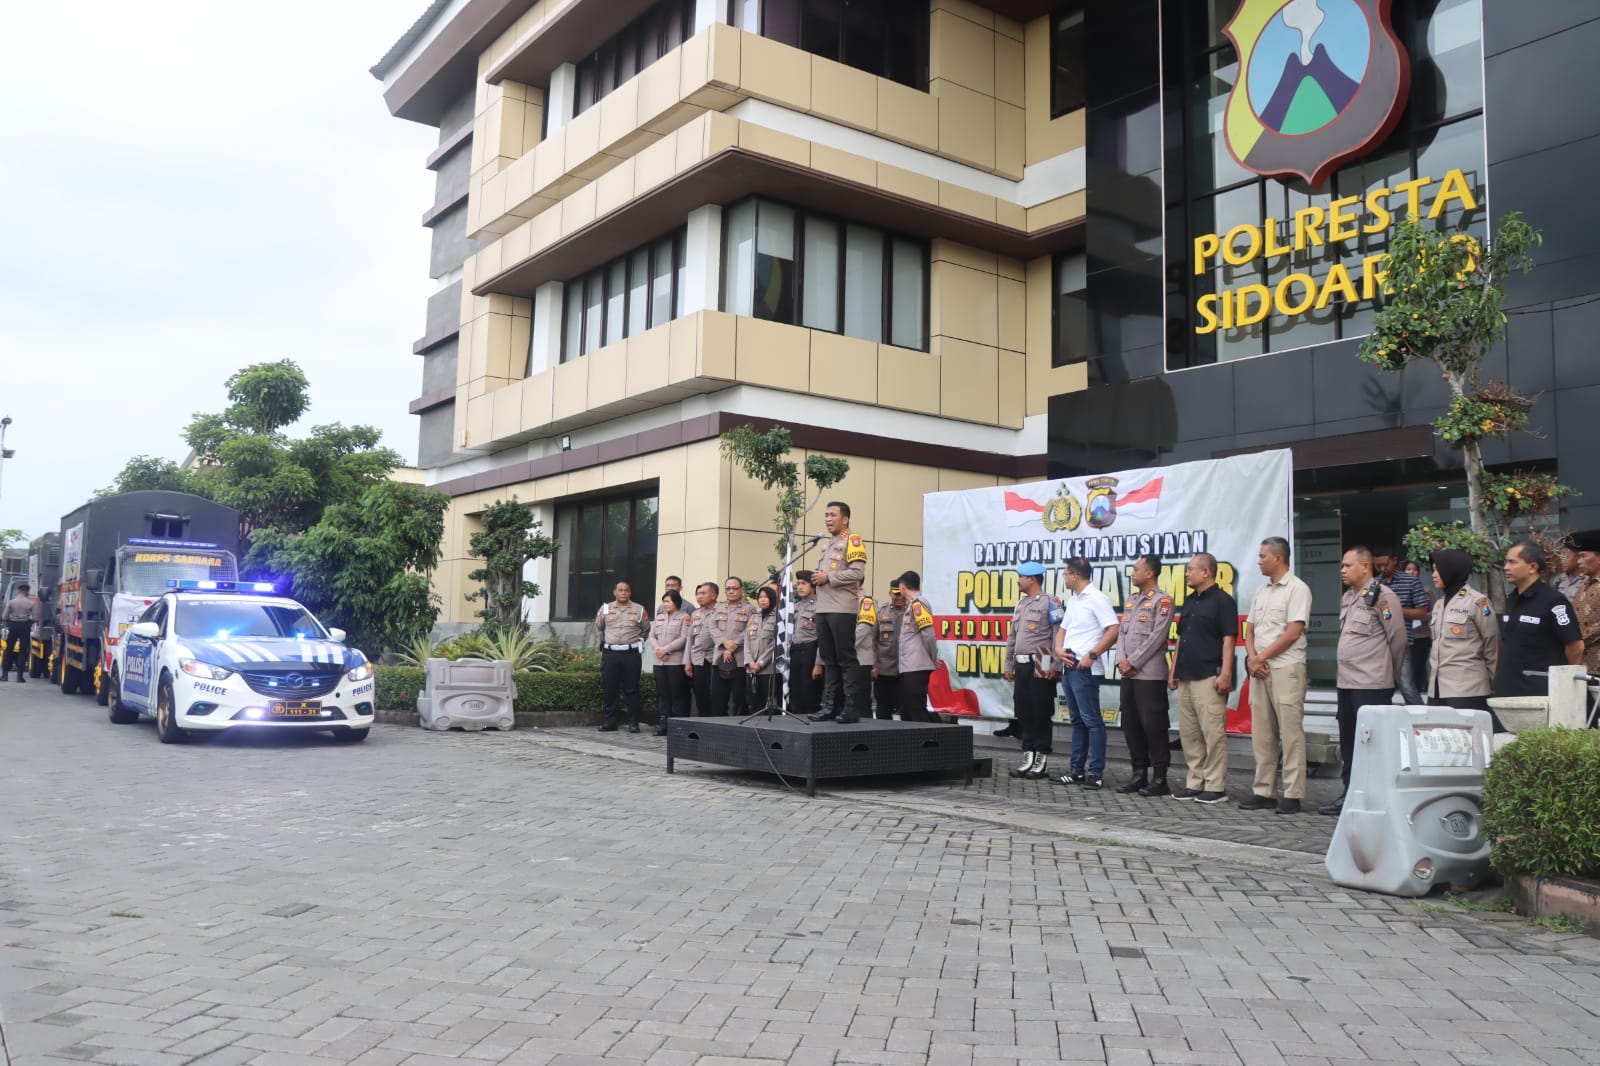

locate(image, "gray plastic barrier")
[[417, 657, 515, 731], [1324, 704, 1494, 897]]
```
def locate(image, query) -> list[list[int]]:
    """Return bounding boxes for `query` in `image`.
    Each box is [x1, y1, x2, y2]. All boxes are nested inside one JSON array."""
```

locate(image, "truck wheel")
[[29, 653, 43, 678], [107, 668, 137, 725], [60, 662, 81, 695], [94, 662, 109, 706], [155, 677, 187, 744]]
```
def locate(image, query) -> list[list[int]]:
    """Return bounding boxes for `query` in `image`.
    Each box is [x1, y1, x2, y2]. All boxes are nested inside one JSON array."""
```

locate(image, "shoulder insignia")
[[1157, 598, 1173, 617], [911, 601, 934, 630], [1382, 607, 1393, 620], [857, 597, 877, 625], [1457, 589, 1469, 598], [846, 534, 868, 563], [1481, 604, 1493, 617]]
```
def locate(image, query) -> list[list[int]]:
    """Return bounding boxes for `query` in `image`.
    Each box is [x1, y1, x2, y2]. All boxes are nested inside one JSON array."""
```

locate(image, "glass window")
[[563, 283, 584, 362], [800, 0, 842, 64], [555, 486, 660, 620], [1053, 252, 1087, 367], [753, 201, 796, 323], [723, 199, 757, 317], [628, 248, 650, 337], [843, 224, 883, 343], [890, 238, 924, 350], [731, 0, 761, 32], [802, 218, 840, 331], [572, 0, 696, 118], [605, 260, 627, 347], [674, 235, 687, 318], [1414, 0, 1483, 124], [791, 0, 924, 89], [1051, 6, 1086, 117], [650, 236, 675, 327], [583, 271, 604, 354]]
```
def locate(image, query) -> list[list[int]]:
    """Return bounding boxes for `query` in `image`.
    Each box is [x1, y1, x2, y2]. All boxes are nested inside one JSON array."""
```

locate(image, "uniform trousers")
[[1175, 676, 1227, 791], [653, 664, 688, 729], [1012, 661, 1056, 754], [873, 673, 900, 720], [1336, 687, 1394, 788], [1119, 677, 1171, 778], [816, 612, 863, 717], [600, 649, 642, 729], [4, 621, 32, 678], [710, 659, 748, 716], [1249, 662, 1306, 799], [1427, 694, 1501, 731], [898, 669, 932, 722], [789, 641, 819, 715], [690, 660, 713, 716]]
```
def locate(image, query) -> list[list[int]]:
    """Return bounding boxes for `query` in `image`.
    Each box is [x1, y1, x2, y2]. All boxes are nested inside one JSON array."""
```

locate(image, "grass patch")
[[1529, 913, 1585, 935]]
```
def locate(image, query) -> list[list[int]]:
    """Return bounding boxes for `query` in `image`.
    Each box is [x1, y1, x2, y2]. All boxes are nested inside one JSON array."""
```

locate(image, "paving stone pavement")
[[5, 683, 1600, 1066]]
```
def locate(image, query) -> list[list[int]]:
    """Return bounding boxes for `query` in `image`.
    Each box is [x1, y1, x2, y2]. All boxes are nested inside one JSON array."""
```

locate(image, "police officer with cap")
[[872, 581, 903, 719], [1005, 562, 1061, 779]]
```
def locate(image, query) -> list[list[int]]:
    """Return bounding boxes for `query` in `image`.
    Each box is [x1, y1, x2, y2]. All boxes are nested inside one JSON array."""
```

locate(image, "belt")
[[1015, 653, 1050, 664], [603, 643, 641, 652]]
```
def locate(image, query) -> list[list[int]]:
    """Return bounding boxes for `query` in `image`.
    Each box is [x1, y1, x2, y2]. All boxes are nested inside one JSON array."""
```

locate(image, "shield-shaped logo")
[[1223, 0, 1410, 186]]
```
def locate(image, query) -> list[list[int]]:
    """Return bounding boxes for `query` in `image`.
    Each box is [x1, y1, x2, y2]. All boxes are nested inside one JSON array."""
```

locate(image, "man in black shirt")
[[1166, 553, 1237, 804], [1496, 539, 1583, 697]]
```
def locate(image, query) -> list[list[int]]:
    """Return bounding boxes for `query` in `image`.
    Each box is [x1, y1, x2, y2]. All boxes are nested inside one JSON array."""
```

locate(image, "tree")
[[96, 455, 198, 497], [465, 498, 559, 632], [1357, 213, 1564, 597], [0, 529, 23, 550], [720, 425, 850, 567]]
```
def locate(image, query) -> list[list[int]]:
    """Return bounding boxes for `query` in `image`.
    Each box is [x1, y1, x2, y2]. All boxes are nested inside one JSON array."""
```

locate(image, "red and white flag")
[[1118, 477, 1162, 520], [1003, 490, 1046, 527]]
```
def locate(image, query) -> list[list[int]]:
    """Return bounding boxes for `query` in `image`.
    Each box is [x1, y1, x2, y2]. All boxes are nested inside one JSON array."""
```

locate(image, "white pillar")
[[546, 62, 577, 133], [523, 502, 557, 628], [693, 0, 727, 32], [530, 280, 564, 374], [681, 204, 723, 315]]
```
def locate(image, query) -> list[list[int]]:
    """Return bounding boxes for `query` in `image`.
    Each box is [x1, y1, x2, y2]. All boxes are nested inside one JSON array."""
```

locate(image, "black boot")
[[1116, 773, 1148, 795], [993, 722, 1017, 738]]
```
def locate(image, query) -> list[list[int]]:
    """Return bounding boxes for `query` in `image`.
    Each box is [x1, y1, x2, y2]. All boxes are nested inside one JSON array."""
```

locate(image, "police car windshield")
[[174, 600, 327, 640]]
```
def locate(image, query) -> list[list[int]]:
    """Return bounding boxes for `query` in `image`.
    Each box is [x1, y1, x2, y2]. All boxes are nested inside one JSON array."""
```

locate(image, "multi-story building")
[[372, 1, 1088, 630]]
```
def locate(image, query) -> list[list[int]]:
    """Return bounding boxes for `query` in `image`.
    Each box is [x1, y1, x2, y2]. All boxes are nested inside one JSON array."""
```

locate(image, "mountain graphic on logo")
[[1260, 43, 1360, 134]]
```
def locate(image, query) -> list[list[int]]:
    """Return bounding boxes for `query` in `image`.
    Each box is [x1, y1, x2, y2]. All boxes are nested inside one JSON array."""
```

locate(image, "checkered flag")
[[774, 537, 795, 709]]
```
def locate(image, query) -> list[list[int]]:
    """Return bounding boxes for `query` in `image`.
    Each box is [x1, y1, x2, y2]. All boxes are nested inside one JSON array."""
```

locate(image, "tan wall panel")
[[551, 358, 589, 423], [809, 55, 877, 132], [930, 8, 996, 96], [809, 331, 878, 405], [734, 316, 810, 392], [936, 338, 1000, 424], [680, 528, 726, 587], [994, 32, 1024, 108], [878, 345, 940, 415], [933, 80, 996, 171], [699, 309, 737, 381], [586, 344, 628, 409], [997, 350, 1025, 429], [867, 543, 923, 603], [600, 456, 645, 490], [464, 394, 493, 449], [938, 469, 1001, 492], [737, 121, 811, 168], [931, 260, 999, 348], [877, 163, 939, 204], [876, 78, 939, 153], [998, 275, 1026, 354], [642, 446, 689, 540], [625, 322, 671, 396], [593, 157, 637, 219], [739, 30, 811, 111], [490, 379, 522, 440], [801, 448, 876, 542], [519, 371, 553, 434], [809, 143, 876, 187], [681, 439, 730, 531], [874, 460, 939, 546]]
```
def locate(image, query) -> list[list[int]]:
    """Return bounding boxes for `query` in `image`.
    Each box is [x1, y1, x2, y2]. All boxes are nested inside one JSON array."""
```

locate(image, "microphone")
[[809, 533, 826, 543]]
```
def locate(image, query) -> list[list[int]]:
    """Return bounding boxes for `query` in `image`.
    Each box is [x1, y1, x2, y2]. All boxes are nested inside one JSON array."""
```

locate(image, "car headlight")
[[346, 661, 373, 682], [180, 658, 233, 681]]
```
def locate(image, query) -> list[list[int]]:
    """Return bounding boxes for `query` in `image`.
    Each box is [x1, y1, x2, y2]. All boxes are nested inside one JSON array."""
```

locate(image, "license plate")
[[270, 701, 322, 717]]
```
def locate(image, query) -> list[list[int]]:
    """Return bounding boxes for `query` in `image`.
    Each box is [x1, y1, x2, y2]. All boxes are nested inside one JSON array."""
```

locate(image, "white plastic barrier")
[[1324, 704, 1494, 897], [417, 657, 515, 732]]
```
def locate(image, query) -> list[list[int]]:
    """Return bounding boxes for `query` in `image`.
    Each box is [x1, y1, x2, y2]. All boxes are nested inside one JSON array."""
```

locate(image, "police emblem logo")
[[1451, 625, 1462, 635], [1223, 0, 1411, 186]]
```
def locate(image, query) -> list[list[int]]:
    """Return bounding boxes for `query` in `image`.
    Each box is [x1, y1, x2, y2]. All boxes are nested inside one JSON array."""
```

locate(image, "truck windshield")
[[174, 600, 328, 640], [117, 547, 238, 596]]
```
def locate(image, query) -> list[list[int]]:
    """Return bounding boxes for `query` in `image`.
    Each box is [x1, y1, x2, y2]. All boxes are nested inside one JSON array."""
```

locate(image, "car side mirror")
[[127, 622, 160, 640], [328, 628, 346, 643]]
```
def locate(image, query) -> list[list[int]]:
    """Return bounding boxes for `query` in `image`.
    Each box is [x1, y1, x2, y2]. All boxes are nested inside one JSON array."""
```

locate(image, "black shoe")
[[992, 723, 1018, 738], [1138, 779, 1171, 797], [15, 676, 22, 683], [1275, 798, 1302, 815], [1318, 795, 1345, 816], [1195, 791, 1227, 804], [1056, 772, 1086, 786], [596, 725, 618, 732], [837, 715, 860, 724], [1115, 776, 1148, 795], [628, 725, 641, 733], [652, 730, 668, 737], [1170, 786, 1201, 801], [1084, 777, 1104, 791], [1238, 794, 1276, 811], [807, 712, 838, 723]]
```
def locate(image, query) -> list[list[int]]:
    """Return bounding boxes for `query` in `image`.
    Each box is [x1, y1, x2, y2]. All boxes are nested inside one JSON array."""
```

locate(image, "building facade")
[[1052, 0, 1600, 685], [372, 0, 1089, 629]]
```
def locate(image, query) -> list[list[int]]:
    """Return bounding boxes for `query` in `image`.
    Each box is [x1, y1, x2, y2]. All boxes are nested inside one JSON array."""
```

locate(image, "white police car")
[[105, 581, 376, 744]]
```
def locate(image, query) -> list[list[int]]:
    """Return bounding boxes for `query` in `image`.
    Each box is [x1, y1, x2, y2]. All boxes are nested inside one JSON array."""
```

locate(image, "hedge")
[[375, 664, 657, 715], [1483, 727, 1600, 880]]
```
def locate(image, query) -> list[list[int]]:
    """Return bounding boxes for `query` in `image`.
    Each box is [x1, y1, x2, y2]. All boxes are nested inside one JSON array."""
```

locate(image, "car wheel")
[[94, 662, 109, 706], [155, 677, 187, 744], [331, 726, 369, 743], [107, 668, 137, 725]]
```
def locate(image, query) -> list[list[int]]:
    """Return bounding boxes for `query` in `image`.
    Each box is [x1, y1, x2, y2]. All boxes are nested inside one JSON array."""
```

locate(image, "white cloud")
[[0, 0, 440, 541]]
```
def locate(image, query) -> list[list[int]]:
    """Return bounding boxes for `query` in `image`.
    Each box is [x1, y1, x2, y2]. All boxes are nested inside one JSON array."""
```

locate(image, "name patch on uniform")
[[1520, 614, 1542, 625]]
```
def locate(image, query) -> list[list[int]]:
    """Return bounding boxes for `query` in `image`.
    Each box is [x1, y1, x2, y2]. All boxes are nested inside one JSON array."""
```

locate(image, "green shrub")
[[1483, 727, 1600, 880], [374, 664, 657, 715]]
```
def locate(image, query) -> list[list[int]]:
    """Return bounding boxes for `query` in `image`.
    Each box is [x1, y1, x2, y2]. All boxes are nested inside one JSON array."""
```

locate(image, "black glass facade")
[[1053, 0, 1600, 539]]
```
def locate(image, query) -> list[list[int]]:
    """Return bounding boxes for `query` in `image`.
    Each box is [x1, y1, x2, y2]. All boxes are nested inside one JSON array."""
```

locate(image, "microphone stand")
[[740, 533, 827, 725]]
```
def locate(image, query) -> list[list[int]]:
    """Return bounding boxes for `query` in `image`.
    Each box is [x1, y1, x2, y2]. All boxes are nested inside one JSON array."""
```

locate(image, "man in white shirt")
[[1052, 556, 1121, 790]]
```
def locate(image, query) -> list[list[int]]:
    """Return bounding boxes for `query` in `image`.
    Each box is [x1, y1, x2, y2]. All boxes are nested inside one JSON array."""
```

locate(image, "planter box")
[[1510, 873, 1600, 936]]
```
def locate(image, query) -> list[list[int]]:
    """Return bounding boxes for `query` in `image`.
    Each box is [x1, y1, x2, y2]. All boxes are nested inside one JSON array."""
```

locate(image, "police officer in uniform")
[[710, 577, 756, 715], [896, 570, 939, 723], [3, 582, 38, 682], [872, 581, 903, 719], [1496, 539, 1584, 698], [1004, 562, 1061, 779], [847, 595, 876, 723], [1426, 549, 1501, 727], [1114, 555, 1174, 796], [686, 581, 719, 716], [595, 580, 650, 732], [808, 501, 868, 722], [1322, 547, 1406, 815], [788, 572, 820, 717]]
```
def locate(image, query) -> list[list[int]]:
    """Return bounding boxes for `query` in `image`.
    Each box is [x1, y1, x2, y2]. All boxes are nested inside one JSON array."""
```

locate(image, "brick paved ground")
[[4, 683, 1600, 1066]]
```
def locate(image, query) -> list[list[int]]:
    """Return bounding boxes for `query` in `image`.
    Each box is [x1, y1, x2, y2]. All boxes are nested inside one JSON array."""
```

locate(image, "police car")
[[105, 580, 376, 744]]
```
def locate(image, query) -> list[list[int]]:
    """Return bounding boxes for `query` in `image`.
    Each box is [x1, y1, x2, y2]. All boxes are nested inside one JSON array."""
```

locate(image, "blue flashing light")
[[166, 579, 277, 595], [251, 582, 275, 592], [129, 538, 221, 549]]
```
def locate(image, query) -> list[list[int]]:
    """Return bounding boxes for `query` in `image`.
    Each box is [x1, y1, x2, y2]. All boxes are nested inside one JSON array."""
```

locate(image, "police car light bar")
[[130, 538, 221, 549], [166, 580, 276, 593]]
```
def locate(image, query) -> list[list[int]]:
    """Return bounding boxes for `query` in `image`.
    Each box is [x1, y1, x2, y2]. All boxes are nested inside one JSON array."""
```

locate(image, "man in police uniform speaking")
[[1322, 547, 1406, 816], [1495, 539, 1583, 698], [807, 502, 868, 722], [595, 580, 650, 732], [1004, 562, 1061, 780]]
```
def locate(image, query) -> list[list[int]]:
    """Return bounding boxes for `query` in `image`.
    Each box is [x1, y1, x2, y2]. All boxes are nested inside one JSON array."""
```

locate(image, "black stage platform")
[[665, 716, 977, 796]]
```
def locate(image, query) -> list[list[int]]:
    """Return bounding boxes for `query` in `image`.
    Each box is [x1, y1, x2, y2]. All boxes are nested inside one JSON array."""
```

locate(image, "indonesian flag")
[[1003, 491, 1046, 526], [1119, 477, 1162, 520]]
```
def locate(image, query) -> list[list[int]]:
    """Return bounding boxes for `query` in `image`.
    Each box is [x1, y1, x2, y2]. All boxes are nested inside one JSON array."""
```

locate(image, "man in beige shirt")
[[1241, 537, 1313, 814]]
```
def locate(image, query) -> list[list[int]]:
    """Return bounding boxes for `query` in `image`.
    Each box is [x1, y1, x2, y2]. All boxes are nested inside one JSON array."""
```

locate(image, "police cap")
[[1016, 562, 1046, 578]]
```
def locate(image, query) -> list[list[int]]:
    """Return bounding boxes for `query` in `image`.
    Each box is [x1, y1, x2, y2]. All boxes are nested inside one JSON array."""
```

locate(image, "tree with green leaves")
[[720, 424, 850, 568], [95, 455, 197, 497], [465, 497, 559, 632], [0, 529, 23, 550], [1357, 213, 1567, 594]]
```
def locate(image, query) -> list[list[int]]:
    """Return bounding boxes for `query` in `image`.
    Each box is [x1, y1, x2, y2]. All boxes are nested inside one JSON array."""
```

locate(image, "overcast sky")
[[0, 0, 438, 543]]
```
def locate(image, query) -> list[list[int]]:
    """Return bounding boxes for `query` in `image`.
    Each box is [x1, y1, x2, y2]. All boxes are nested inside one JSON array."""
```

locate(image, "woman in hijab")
[[1427, 549, 1504, 730]]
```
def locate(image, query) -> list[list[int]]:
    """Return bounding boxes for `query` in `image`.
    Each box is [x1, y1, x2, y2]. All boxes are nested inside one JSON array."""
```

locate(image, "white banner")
[[920, 450, 1294, 724]]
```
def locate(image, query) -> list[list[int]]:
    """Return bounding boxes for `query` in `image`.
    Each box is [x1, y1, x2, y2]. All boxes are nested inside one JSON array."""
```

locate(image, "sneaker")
[[1084, 777, 1104, 791], [1318, 795, 1346, 816], [1054, 773, 1086, 786], [1138, 779, 1171, 798], [1237, 794, 1276, 811], [1170, 786, 1201, 801], [1275, 798, 1302, 815], [1008, 753, 1036, 779], [1024, 756, 1051, 780], [1195, 791, 1227, 804], [1115, 777, 1148, 795]]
